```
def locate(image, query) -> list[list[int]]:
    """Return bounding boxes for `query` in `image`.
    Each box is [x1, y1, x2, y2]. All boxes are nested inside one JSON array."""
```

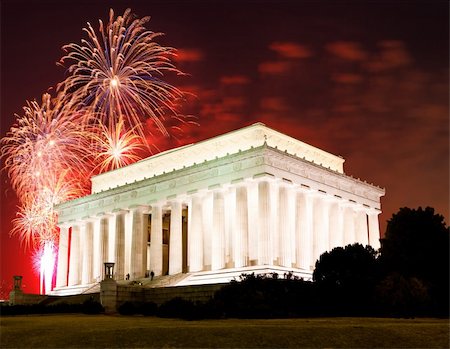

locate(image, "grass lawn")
[[1, 315, 448, 348]]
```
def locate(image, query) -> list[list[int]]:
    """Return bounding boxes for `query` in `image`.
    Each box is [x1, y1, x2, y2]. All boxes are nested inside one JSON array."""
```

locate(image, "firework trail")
[[59, 8, 185, 143]]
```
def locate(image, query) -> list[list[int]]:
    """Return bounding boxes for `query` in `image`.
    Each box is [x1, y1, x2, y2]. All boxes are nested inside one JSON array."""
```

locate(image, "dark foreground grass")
[[1, 315, 448, 348]]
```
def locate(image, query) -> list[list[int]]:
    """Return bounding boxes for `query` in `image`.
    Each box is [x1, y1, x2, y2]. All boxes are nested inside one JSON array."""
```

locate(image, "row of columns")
[[56, 179, 381, 289]]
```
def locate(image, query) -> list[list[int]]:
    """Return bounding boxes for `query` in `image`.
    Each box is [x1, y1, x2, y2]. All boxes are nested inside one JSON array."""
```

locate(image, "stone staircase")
[[81, 283, 101, 294], [50, 283, 98, 296], [129, 273, 190, 288], [177, 265, 313, 286]]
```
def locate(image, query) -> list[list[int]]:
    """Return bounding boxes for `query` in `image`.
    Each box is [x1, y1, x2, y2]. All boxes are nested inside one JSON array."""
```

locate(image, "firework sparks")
[[59, 8, 185, 142], [91, 117, 145, 173], [2, 8, 190, 294], [32, 242, 55, 295], [1, 93, 90, 198]]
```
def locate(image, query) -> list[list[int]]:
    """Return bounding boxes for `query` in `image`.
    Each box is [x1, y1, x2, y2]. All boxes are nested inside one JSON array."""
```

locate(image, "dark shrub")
[[376, 272, 430, 317], [213, 273, 317, 318], [140, 302, 158, 316], [82, 298, 104, 314], [118, 301, 138, 315], [157, 297, 198, 320]]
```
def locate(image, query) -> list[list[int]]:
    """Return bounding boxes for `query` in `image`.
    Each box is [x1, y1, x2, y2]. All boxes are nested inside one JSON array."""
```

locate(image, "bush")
[[157, 297, 199, 320], [118, 301, 138, 315], [140, 302, 158, 316], [376, 273, 430, 317], [213, 273, 318, 318], [82, 298, 104, 314]]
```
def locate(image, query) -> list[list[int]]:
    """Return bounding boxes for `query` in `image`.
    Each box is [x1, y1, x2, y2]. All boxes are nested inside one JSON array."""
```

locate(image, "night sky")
[[1, 0, 448, 296]]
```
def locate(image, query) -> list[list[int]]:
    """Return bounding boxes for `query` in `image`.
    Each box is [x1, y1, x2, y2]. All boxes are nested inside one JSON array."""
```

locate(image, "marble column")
[[211, 191, 226, 270], [188, 195, 204, 272], [150, 204, 163, 276], [343, 205, 356, 246], [257, 181, 272, 265], [296, 190, 313, 270], [202, 192, 213, 271], [81, 221, 94, 285], [107, 215, 116, 265], [313, 195, 330, 265], [246, 181, 259, 265], [368, 210, 381, 250], [99, 216, 109, 279], [224, 187, 235, 268], [328, 200, 344, 251], [92, 218, 101, 282], [68, 225, 81, 286], [355, 208, 369, 246], [114, 211, 126, 280], [269, 181, 279, 265], [234, 185, 248, 268], [169, 200, 183, 274], [56, 225, 69, 288], [278, 185, 294, 267], [130, 207, 148, 279], [124, 211, 133, 278]]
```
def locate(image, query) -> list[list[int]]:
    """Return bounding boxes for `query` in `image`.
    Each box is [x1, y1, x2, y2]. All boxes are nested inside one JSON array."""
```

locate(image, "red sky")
[[1, 0, 448, 296]]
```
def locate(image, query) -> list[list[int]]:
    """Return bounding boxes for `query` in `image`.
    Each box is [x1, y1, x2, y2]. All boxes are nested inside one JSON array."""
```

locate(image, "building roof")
[[91, 122, 345, 193]]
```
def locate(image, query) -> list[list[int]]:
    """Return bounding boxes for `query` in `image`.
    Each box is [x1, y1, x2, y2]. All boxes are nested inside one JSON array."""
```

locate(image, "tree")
[[379, 207, 449, 316], [313, 243, 379, 315], [313, 243, 379, 287], [376, 272, 429, 317]]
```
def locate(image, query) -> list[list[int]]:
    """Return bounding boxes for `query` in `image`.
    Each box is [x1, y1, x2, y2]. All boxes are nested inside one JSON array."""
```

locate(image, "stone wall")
[[9, 290, 47, 305], [100, 282, 223, 313], [115, 283, 223, 306]]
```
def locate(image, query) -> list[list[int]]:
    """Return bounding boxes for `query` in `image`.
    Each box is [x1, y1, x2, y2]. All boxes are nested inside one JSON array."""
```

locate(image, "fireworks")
[[91, 117, 145, 173], [1, 93, 90, 198], [59, 8, 185, 143], [1, 8, 188, 294]]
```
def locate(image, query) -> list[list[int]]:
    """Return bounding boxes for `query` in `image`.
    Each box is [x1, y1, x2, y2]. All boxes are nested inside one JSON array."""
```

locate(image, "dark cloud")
[[258, 61, 292, 75], [325, 41, 368, 61], [174, 48, 204, 62], [269, 42, 313, 59], [219, 75, 250, 85], [365, 40, 413, 72], [331, 73, 363, 84]]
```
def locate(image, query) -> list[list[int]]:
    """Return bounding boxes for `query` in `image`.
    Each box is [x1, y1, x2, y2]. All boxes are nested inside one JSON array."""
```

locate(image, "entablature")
[[56, 144, 384, 224]]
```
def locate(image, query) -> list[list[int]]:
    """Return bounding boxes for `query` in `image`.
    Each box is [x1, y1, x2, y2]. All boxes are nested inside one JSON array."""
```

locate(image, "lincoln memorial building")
[[53, 123, 385, 295]]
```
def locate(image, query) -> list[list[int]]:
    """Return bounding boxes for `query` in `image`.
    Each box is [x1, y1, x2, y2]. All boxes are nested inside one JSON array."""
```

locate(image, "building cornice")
[[56, 144, 384, 224]]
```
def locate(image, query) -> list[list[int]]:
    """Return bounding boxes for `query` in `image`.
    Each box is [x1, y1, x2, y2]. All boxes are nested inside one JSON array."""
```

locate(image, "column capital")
[[129, 204, 151, 214], [95, 212, 114, 219], [353, 203, 368, 212], [295, 184, 315, 195], [167, 197, 184, 206], [366, 207, 382, 215], [340, 200, 358, 209], [111, 208, 129, 215]]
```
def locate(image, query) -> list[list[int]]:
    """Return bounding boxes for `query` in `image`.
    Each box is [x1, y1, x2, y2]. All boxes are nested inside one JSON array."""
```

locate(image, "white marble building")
[[53, 123, 384, 295]]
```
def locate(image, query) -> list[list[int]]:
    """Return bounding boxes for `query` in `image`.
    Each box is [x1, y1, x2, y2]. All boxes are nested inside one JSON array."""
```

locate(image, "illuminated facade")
[[53, 123, 384, 295]]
